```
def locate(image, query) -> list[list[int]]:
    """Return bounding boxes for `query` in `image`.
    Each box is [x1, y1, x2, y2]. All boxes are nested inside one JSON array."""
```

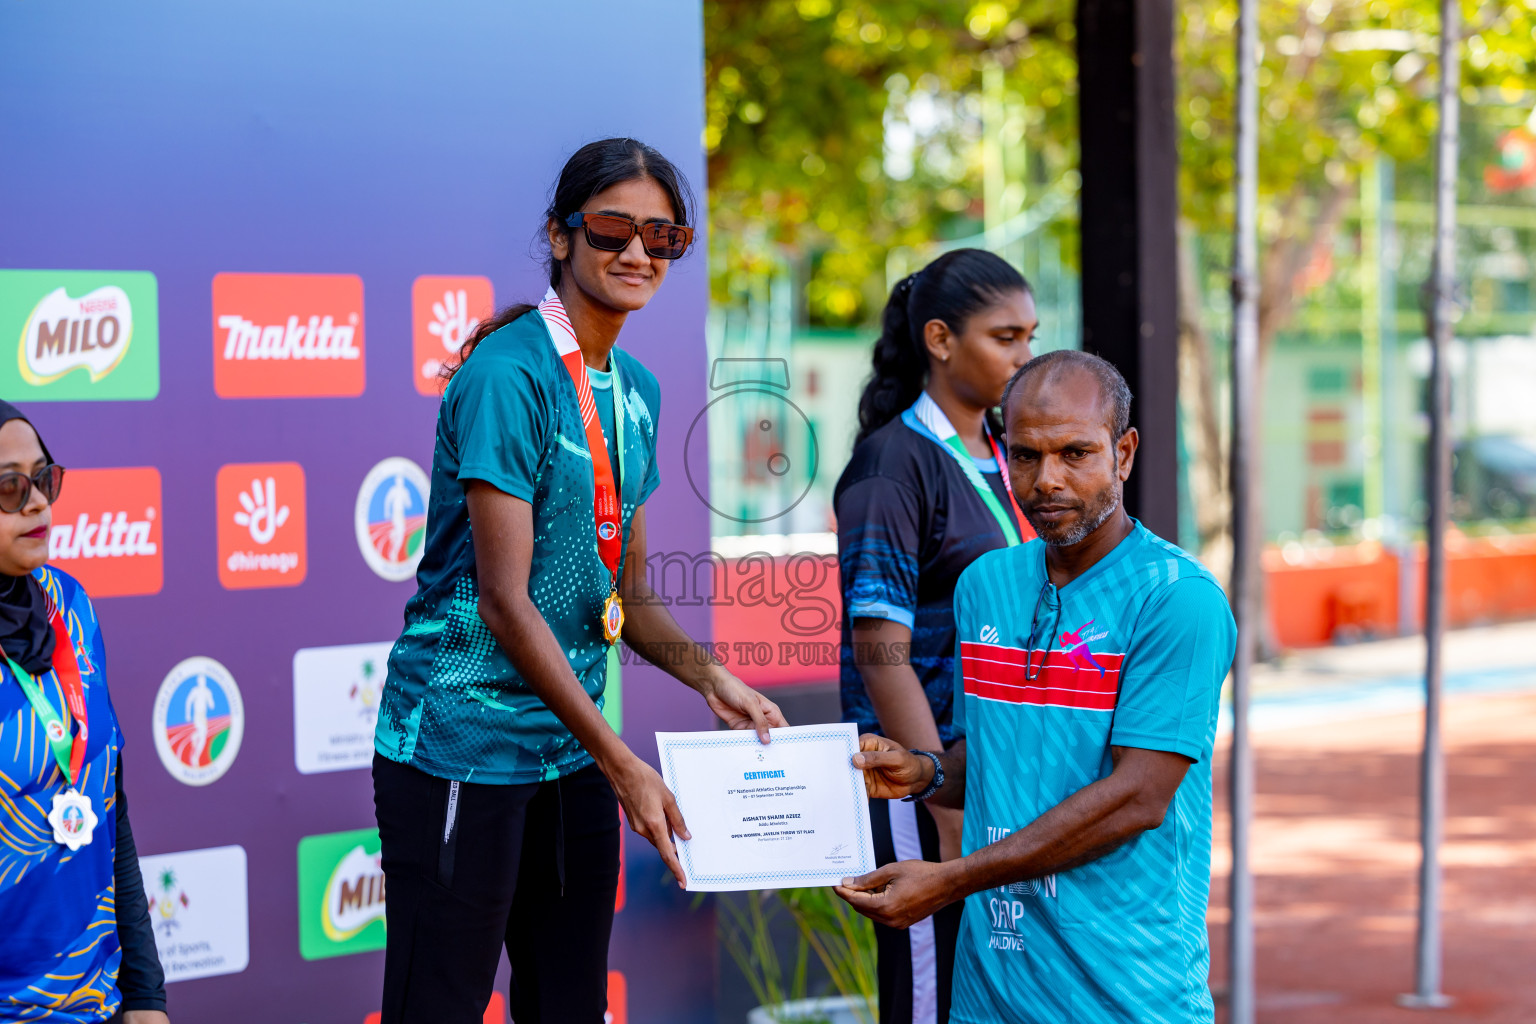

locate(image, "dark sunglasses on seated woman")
[[0, 464, 65, 515], [564, 212, 695, 260]]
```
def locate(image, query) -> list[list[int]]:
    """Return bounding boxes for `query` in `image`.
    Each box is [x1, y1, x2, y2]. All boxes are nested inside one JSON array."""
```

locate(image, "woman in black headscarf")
[[0, 401, 168, 1023]]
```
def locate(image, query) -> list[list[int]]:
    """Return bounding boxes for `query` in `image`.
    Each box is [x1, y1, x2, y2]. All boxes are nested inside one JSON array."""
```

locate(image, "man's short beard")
[[1030, 482, 1122, 547]]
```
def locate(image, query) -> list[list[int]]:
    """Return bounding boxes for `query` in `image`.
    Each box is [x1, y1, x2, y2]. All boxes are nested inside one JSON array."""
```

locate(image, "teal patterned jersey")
[[375, 311, 661, 784], [949, 522, 1236, 1024], [0, 566, 125, 1021]]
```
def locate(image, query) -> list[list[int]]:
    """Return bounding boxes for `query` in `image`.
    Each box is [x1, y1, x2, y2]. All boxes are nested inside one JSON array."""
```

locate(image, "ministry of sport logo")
[[137, 845, 250, 982], [216, 462, 307, 589], [149, 865, 191, 938], [293, 641, 391, 775], [153, 656, 245, 787], [355, 457, 429, 582], [412, 275, 493, 394], [0, 269, 160, 401]]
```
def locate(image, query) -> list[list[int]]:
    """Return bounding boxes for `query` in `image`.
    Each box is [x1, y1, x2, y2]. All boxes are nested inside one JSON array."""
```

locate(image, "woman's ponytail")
[[854, 248, 1031, 444], [854, 273, 928, 444]]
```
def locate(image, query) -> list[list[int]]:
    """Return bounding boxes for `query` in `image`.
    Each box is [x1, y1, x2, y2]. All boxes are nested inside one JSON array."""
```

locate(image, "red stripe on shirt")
[[960, 641, 1123, 711]]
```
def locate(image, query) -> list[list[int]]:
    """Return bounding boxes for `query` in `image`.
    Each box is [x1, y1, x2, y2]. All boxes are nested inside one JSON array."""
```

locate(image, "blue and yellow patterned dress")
[[0, 565, 126, 1022]]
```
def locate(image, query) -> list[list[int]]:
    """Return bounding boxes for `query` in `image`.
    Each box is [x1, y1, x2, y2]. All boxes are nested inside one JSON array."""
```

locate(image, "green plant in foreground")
[[780, 887, 878, 1024], [715, 887, 877, 1024]]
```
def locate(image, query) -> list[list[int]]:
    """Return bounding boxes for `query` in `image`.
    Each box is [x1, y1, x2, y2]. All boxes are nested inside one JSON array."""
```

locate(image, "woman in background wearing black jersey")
[[833, 249, 1036, 1024]]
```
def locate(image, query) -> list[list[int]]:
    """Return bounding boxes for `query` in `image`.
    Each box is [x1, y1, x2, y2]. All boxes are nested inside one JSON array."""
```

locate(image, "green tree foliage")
[[705, 1, 1076, 324], [705, 0, 1536, 332], [1180, 0, 1536, 348]]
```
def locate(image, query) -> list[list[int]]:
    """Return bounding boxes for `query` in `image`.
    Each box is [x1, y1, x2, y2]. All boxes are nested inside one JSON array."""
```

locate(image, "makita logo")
[[212, 273, 365, 398], [50, 512, 157, 560], [217, 314, 360, 361], [21, 285, 134, 384], [46, 467, 164, 597]]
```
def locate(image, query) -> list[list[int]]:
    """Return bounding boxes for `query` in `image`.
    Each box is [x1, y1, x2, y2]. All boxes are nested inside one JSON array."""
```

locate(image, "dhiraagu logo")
[[0, 269, 159, 400], [297, 827, 387, 960]]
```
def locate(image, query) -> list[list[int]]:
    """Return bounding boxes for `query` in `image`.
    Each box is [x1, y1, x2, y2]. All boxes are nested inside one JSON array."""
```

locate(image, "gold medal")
[[603, 590, 624, 644]]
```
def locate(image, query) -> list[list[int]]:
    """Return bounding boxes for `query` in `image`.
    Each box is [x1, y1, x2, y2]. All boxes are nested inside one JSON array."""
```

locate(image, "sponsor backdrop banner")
[[0, 2, 716, 1022]]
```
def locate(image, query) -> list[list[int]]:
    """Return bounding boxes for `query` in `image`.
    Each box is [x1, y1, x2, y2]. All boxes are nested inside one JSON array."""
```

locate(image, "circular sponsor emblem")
[[46, 720, 66, 742], [355, 457, 431, 582], [152, 656, 244, 787], [597, 521, 618, 541]]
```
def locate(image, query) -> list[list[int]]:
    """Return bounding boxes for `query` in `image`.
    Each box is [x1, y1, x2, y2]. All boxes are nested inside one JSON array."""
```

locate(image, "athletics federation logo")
[[355, 458, 429, 582], [152, 656, 245, 787]]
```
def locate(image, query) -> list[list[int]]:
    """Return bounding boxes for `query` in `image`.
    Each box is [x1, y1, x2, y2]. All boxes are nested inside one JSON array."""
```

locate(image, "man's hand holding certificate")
[[655, 723, 877, 891]]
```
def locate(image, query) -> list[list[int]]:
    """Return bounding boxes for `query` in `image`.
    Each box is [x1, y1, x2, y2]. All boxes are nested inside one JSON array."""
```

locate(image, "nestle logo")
[[212, 273, 365, 398], [22, 285, 133, 385]]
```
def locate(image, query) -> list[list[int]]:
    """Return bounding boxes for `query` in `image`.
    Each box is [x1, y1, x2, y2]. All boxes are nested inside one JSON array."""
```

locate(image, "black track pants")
[[372, 754, 621, 1024]]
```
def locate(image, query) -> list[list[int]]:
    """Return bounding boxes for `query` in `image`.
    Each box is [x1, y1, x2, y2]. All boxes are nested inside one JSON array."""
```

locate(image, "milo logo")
[[22, 285, 134, 384], [0, 270, 159, 401], [296, 827, 388, 960]]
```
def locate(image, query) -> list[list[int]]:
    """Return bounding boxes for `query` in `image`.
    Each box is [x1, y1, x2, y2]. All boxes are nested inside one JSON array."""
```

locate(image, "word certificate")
[[656, 723, 877, 892]]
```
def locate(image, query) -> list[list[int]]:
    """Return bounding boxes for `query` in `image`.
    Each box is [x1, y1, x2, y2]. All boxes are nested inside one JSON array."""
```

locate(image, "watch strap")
[[902, 748, 944, 803]]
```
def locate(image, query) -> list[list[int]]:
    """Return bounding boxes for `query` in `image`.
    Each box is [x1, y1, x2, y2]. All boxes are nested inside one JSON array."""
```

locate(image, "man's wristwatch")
[[902, 749, 945, 803]]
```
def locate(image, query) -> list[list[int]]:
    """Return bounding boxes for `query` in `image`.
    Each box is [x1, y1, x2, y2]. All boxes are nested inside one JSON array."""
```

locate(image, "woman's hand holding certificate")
[[655, 724, 877, 892]]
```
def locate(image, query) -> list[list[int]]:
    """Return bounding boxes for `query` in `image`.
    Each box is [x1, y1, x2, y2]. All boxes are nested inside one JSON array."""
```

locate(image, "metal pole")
[[1227, 0, 1259, 1015], [1398, 0, 1458, 1010], [1361, 158, 1384, 526]]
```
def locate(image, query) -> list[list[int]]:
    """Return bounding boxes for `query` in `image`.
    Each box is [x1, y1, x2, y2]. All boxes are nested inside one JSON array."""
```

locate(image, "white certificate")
[[656, 723, 877, 892]]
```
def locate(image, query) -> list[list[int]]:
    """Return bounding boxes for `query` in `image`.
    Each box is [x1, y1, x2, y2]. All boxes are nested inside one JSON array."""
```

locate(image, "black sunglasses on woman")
[[0, 464, 64, 514], [564, 211, 694, 259]]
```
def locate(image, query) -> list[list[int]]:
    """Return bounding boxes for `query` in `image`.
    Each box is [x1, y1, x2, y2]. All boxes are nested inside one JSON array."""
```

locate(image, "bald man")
[[837, 351, 1236, 1024]]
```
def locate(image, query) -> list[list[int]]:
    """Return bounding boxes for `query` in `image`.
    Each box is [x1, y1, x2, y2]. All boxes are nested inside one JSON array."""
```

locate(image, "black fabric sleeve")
[[113, 754, 168, 1013], [835, 474, 924, 630]]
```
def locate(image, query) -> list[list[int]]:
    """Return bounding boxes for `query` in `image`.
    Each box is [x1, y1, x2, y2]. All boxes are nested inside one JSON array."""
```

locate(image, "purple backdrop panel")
[[0, 1, 717, 1022]]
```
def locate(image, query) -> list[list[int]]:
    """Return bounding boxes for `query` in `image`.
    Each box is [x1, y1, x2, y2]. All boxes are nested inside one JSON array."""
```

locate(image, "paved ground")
[[1207, 621, 1536, 1023], [754, 622, 1536, 1023]]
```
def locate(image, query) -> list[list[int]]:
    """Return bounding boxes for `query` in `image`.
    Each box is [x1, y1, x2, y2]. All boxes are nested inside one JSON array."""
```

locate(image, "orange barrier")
[[709, 535, 1536, 686], [1266, 532, 1536, 648]]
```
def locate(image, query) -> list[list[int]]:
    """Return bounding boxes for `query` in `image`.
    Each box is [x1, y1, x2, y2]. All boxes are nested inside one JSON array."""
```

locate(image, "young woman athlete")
[[834, 249, 1037, 1024], [372, 138, 785, 1024]]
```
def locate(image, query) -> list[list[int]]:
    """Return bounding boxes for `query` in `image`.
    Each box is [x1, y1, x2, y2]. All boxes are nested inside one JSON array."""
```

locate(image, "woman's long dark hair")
[[854, 248, 1031, 444], [443, 138, 695, 381]]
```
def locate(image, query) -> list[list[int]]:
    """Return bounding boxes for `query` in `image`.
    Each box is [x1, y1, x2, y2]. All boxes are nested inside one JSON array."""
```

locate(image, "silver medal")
[[48, 788, 97, 850]]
